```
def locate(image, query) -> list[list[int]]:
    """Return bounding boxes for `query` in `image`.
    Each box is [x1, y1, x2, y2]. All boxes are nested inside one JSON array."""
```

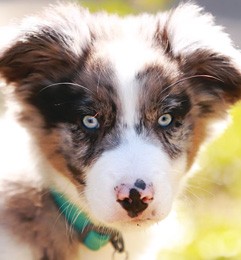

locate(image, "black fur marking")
[[32, 83, 93, 126], [150, 92, 191, 158], [27, 55, 121, 180], [162, 93, 191, 118]]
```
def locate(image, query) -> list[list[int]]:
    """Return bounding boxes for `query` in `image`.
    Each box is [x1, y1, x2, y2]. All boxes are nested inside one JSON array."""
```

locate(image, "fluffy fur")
[[1, 3, 241, 259]]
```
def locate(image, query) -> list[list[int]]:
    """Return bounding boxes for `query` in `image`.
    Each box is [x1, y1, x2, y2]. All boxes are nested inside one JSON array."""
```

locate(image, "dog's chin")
[[119, 218, 158, 230], [89, 211, 168, 232], [105, 218, 162, 232]]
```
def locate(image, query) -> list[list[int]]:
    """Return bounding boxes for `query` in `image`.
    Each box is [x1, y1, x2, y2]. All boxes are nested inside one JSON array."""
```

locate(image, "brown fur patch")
[[0, 182, 79, 260], [186, 119, 208, 169], [137, 63, 193, 158], [180, 50, 241, 105]]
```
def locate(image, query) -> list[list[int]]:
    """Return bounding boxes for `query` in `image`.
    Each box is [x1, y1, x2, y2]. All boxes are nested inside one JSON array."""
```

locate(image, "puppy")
[[0, 3, 241, 260]]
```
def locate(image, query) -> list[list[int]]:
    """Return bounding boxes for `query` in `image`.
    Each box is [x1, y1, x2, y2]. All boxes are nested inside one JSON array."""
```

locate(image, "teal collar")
[[51, 189, 125, 253]]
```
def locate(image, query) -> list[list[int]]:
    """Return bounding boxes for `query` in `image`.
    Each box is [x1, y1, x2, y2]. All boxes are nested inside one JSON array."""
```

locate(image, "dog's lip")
[[128, 217, 156, 225], [131, 219, 151, 224]]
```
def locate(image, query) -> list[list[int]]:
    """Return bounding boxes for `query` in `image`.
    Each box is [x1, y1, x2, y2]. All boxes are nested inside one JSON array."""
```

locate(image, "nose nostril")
[[117, 197, 132, 208], [141, 195, 153, 204], [117, 194, 130, 202]]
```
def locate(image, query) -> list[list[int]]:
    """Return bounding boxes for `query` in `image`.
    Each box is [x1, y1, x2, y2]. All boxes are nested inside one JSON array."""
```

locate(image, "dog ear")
[[181, 50, 241, 105], [158, 3, 241, 115], [0, 4, 91, 94]]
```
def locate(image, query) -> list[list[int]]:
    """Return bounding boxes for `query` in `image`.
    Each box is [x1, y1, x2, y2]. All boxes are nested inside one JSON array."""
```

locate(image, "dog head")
[[1, 3, 241, 228]]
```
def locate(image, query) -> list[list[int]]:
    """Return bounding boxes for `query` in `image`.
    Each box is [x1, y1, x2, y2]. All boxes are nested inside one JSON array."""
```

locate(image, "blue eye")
[[82, 115, 100, 129], [158, 114, 172, 127]]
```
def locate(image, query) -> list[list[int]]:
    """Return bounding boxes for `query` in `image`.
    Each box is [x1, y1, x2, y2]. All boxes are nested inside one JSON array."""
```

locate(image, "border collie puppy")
[[0, 3, 241, 260]]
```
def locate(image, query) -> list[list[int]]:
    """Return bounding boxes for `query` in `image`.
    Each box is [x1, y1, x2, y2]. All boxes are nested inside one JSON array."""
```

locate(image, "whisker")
[[186, 183, 214, 197], [81, 218, 90, 234], [170, 74, 223, 89], [67, 203, 77, 240], [96, 71, 101, 95], [158, 74, 224, 104], [51, 197, 72, 236], [38, 82, 94, 95], [160, 74, 224, 96]]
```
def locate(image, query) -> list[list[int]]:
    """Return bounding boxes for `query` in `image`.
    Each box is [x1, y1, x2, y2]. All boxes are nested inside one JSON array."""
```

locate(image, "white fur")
[[93, 26, 161, 127], [1, 3, 240, 260], [85, 19, 187, 228], [163, 4, 241, 69], [0, 227, 34, 260], [85, 128, 186, 227]]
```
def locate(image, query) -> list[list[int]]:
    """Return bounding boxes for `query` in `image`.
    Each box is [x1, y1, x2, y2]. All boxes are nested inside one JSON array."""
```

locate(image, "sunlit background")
[[1, 1, 241, 259]]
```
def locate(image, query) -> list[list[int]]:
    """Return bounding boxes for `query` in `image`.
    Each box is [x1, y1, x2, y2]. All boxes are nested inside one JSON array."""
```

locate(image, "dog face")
[[1, 4, 241, 228]]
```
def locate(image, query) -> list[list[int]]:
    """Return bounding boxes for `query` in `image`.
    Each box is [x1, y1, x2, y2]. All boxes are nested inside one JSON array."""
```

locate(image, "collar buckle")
[[110, 233, 125, 253], [111, 233, 129, 260]]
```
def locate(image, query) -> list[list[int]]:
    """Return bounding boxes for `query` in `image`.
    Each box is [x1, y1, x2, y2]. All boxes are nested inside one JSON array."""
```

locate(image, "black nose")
[[117, 188, 148, 218]]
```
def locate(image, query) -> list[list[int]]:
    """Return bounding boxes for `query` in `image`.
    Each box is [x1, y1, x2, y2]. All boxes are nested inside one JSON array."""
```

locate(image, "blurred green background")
[[1, 0, 241, 259], [81, 0, 168, 14]]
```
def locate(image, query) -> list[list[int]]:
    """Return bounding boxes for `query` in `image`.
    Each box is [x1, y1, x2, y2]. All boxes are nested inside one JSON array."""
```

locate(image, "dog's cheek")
[[185, 118, 208, 169]]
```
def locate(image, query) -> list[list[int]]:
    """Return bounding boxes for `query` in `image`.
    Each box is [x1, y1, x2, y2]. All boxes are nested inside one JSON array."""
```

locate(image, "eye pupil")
[[158, 114, 172, 127], [82, 115, 100, 129]]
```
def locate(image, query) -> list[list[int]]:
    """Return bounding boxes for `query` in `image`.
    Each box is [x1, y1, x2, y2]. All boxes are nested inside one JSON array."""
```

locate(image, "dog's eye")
[[82, 115, 100, 130], [158, 114, 172, 127]]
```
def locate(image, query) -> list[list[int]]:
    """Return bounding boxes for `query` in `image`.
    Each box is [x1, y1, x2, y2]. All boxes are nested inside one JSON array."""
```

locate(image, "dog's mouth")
[[129, 217, 155, 225], [110, 216, 160, 232], [98, 207, 167, 230]]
